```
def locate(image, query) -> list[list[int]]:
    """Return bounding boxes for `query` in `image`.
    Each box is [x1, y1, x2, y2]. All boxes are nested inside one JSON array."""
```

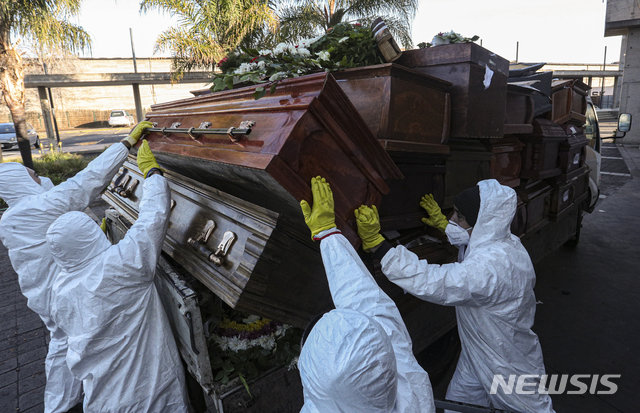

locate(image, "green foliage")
[[140, 0, 277, 78], [33, 152, 90, 185], [421, 31, 480, 48], [276, 0, 418, 49], [0, 0, 92, 54], [211, 22, 383, 99]]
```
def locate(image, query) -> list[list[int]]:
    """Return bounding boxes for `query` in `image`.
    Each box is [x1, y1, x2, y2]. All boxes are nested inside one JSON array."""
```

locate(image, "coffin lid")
[[333, 63, 452, 90], [396, 43, 509, 76]]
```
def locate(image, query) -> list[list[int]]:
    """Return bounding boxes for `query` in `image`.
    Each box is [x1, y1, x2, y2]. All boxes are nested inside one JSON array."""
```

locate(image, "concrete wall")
[[618, 30, 640, 145], [0, 58, 211, 130], [606, 0, 640, 35]]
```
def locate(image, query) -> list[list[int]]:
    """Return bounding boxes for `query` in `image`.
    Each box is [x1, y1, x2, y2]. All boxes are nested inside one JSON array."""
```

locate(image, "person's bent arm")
[[381, 245, 505, 307], [114, 173, 171, 284]]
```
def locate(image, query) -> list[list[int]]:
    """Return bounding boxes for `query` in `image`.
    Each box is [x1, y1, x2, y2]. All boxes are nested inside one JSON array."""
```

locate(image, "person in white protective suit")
[[0, 121, 152, 413], [355, 179, 555, 413], [46, 140, 190, 413], [297, 176, 435, 413]]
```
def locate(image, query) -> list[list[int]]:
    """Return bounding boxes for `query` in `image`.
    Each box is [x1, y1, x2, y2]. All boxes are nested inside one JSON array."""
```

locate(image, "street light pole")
[[129, 28, 143, 123], [43, 63, 61, 147]]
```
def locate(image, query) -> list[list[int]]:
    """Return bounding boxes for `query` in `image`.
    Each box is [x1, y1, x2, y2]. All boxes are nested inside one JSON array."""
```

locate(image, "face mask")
[[39, 177, 54, 191], [445, 220, 471, 247]]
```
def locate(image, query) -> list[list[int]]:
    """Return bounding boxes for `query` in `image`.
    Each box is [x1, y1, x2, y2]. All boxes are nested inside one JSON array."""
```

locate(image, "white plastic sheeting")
[[381, 179, 555, 412], [47, 175, 190, 413], [0, 143, 129, 412], [299, 230, 435, 413]]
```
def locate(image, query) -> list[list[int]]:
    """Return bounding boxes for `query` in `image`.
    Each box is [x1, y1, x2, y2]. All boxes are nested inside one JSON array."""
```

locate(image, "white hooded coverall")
[[0, 143, 129, 412], [46, 174, 190, 413], [298, 229, 435, 413], [380, 179, 554, 412]]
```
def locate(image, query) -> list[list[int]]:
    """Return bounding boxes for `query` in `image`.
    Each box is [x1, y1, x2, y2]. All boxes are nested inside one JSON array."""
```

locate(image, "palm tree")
[[276, 0, 417, 48], [0, 0, 90, 168], [140, 0, 278, 77]]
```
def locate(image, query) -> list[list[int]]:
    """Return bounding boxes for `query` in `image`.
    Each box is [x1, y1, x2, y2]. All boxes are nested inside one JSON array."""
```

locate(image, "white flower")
[[296, 47, 311, 57], [317, 50, 330, 61], [257, 61, 266, 70], [259, 49, 272, 57], [273, 43, 288, 55], [242, 314, 261, 323], [338, 36, 349, 43], [234, 62, 257, 74]]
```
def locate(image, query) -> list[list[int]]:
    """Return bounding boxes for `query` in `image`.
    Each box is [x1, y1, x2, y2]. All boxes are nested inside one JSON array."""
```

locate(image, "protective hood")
[[46, 211, 111, 272], [298, 309, 398, 412], [0, 163, 46, 206], [468, 179, 517, 249]]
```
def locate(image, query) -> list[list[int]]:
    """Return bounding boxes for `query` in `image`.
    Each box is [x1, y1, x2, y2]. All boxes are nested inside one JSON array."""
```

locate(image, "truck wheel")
[[564, 213, 583, 248]]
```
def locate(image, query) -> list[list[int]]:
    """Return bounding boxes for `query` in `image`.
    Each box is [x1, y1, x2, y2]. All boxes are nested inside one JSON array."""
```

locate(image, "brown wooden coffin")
[[518, 180, 552, 232], [558, 134, 588, 174], [519, 119, 564, 179], [549, 167, 590, 221], [378, 141, 449, 230], [443, 138, 492, 206], [550, 79, 589, 126], [483, 137, 524, 188], [143, 73, 402, 246], [333, 63, 452, 144], [504, 84, 535, 135], [396, 43, 509, 138]]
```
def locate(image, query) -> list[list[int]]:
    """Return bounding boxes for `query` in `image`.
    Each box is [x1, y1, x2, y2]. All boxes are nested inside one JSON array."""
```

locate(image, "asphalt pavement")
[[532, 142, 640, 412]]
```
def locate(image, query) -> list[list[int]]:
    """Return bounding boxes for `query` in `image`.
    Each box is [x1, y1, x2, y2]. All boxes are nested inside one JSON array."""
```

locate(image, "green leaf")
[[254, 87, 267, 100], [238, 373, 253, 398], [214, 370, 225, 381]]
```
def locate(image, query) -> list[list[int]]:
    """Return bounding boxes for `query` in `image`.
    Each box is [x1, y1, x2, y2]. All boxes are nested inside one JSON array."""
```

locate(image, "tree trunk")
[[0, 39, 33, 168]]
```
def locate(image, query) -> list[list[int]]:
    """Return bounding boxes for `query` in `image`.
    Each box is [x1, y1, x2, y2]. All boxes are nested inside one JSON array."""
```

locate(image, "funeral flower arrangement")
[[417, 30, 479, 49], [207, 313, 302, 394], [212, 22, 384, 99]]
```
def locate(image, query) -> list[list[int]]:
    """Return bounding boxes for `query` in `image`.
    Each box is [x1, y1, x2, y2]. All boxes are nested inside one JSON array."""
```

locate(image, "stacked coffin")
[[104, 68, 459, 353], [396, 43, 520, 207]]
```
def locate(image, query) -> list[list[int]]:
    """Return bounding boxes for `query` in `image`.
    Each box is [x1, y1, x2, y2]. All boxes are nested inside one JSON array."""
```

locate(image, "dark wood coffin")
[[143, 73, 402, 246], [378, 141, 449, 230], [517, 180, 552, 233], [558, 133, 588, 174], [396, 43, 509, 138], [504, 84, 535, 135], [443, 138, 492, 206], [549, 167, 590, 221], [519, 119, 564, 179], [333, 63, 452, 144], [484, 137, 524, 188], [550, 79, 589, 126]]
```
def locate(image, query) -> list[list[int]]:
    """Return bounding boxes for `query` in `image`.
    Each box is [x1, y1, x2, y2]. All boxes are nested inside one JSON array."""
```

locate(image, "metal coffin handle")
[[186, 220, 236, 267]]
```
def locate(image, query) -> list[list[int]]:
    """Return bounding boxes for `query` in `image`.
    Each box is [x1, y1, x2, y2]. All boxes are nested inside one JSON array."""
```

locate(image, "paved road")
[[533, 143, 639, 412], [1, 127, 131, 161]]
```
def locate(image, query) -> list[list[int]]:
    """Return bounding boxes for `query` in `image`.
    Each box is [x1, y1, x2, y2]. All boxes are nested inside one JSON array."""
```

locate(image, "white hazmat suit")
[[46, 173, 190, 413], [298, 229, 435, 413], [0, 143, 130, 412], [380, 179, 554, 412]]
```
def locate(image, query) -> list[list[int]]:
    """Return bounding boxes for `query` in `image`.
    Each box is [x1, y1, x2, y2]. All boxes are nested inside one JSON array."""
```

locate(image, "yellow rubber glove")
[[420, 194, 448, 232], [100, 217, 107, 234], [136, 140, 161, 178], [299, 176, 336, 239], [122, 121, 153, 147], [354, 205, 385, 251]]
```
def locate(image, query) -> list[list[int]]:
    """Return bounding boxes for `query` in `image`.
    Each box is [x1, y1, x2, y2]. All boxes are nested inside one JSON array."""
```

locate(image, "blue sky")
[[73, 0, 622, 64]]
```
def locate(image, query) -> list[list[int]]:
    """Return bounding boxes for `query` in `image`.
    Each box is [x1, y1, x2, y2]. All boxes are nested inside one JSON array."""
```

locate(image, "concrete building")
[[0, 57, 212, 130], [606, 0, 640, 145]]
